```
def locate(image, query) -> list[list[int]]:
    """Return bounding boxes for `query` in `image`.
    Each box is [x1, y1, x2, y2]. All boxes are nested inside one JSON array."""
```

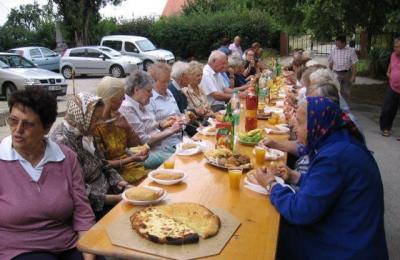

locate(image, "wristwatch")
[[265, 181, 277, 192]]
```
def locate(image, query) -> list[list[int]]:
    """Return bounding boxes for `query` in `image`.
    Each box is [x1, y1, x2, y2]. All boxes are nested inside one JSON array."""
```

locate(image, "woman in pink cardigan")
[[0, 88, 96, 260]]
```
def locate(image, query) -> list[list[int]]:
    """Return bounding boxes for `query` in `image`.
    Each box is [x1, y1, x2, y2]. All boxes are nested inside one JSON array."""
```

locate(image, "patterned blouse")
[[182, 85, 212, 113], [94, 122, 147, 184], [50, 123, 124, 213]]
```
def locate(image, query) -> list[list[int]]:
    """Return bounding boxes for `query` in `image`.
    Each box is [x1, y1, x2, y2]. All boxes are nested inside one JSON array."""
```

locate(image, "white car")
[[0, 53, 67, 99], [8, 46, 61, 71], [100, 35, 175, 70], [60, 46, 143, 79]]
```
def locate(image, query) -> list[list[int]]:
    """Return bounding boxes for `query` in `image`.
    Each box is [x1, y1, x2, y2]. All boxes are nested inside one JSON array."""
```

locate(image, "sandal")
[[381, 130, 390, 137]]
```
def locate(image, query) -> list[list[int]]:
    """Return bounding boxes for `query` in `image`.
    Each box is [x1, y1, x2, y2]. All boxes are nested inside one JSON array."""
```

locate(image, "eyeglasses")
[[6, 116, 36, 130]]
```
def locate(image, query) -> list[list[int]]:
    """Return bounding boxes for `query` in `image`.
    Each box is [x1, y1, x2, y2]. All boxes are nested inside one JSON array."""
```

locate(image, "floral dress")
[[94, 123, 147, 183]]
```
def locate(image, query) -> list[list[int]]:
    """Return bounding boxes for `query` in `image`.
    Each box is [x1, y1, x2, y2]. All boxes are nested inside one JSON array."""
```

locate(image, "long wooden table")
[[77, 107, 288, 259]]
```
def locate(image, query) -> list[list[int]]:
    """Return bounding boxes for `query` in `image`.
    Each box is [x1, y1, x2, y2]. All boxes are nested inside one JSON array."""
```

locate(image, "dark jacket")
[[271, 130, 388, 259], [168, 81, 188, 113]]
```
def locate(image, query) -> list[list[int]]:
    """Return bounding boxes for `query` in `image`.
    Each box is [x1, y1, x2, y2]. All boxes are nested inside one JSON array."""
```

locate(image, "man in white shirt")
[[229, 36, 243, 57], [200, 50, 246, 112], [328, 35, 358, 102]]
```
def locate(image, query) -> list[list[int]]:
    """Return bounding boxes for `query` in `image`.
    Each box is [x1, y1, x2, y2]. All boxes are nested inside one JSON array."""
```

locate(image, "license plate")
[[48, 85, 61, 91]]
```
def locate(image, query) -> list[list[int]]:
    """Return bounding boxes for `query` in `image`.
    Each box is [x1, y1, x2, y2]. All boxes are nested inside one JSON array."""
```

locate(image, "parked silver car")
[[101, 35, 175, 70], [60, 46, 143, 79], [0, 53, 67, 99], [8, 46, 61, 71]]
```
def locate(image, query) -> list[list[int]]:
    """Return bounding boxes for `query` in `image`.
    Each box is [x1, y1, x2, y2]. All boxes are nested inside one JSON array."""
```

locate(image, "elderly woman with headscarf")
[[255, 96, 388, 259], [0, 88, 95, 260], [94, 76, 149, 184], [51, 92, 128, 220]]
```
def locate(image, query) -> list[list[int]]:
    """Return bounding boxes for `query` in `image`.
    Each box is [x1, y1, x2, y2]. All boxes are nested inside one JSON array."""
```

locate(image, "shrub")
[[357, 59, 369, 77], [150, 10, 280, 60], [368, 47, 391, 79]]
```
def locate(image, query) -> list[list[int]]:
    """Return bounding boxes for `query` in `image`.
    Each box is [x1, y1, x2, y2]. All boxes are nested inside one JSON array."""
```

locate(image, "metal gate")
[[288, 34, 360, 56]]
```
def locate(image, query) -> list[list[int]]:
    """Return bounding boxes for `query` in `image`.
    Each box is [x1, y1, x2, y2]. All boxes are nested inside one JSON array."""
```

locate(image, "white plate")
[[176, 142, 202, 155], [244, 175, 287, 195], [196, 126, 217, 136], [218, 109, 226, 114], [148, 169, 187, 185], [264, 125, 290, 135], [204, 156, 253, 170], [121, 186, 167, 206], [264, 107, 284, 114], [252, 147, 285, 160], [275, 100, 284, 107], [244, 177, 269, 195]]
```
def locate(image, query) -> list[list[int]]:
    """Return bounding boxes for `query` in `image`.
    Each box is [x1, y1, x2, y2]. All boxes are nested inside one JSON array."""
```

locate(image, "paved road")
[[0, 77, 105, 125]]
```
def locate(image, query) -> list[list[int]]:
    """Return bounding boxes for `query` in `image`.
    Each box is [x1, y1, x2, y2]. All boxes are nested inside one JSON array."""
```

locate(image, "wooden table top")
[[77, 107, 289, 260]]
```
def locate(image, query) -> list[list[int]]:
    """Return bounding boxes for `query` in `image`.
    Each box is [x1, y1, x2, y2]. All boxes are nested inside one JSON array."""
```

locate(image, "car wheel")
[[62, 66, 73, 79], [143, 60, 153, 71], [4, 83, 17, 101], [110, 65, 124, 78]]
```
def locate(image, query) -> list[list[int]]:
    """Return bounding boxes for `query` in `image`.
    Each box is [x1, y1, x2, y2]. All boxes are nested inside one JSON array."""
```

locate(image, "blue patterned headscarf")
[[298, 96, 364, 156]]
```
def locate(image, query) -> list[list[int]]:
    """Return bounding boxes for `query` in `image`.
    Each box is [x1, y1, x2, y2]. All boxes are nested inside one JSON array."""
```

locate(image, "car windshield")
[[136, 39, 156, 52], [0, 55, 36, 68], [99, 47, 121, 57]]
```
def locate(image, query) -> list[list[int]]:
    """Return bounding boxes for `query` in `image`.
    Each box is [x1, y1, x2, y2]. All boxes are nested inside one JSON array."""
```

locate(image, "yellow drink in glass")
[[163, 157, 175, 169], [228, 169, 242, 189], [255, 147, 266, 165], [268, 113, 279, 125]]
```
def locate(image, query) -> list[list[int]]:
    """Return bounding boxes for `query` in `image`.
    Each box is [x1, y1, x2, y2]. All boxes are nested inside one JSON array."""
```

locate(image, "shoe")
[[381, 130, 390, 137], [397, 136, 400, 141]]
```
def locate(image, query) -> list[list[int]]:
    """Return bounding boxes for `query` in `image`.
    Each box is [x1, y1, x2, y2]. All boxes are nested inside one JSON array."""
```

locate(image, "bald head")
[[234, 36, 241, 46]]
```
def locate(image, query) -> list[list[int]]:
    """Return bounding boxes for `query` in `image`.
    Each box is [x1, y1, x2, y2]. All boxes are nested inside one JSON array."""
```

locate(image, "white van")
[[100, 35, 175, 70]]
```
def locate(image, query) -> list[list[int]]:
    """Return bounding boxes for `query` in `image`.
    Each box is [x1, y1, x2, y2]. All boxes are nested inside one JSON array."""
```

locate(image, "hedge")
[[150, 10, 280, 59]]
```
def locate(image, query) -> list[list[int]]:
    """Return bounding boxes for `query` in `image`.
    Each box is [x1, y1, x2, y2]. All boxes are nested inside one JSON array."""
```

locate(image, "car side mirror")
[[99, 54, 106, 61]]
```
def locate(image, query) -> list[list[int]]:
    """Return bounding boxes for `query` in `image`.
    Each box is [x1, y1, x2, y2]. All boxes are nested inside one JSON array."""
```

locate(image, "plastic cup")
[[163, 157, 175, 169], [255, 147, 266, 166], [228, 168, 242, 190]]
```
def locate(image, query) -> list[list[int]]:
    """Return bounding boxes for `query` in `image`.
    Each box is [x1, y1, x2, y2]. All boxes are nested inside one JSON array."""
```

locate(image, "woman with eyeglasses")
[[0, 88, 95, 260], [50, 92, 129, 221]]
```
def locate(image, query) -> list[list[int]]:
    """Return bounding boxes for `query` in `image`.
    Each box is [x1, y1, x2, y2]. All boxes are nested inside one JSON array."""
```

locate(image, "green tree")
[[52, 0, 124, 46], [0, 2, 56, 50]]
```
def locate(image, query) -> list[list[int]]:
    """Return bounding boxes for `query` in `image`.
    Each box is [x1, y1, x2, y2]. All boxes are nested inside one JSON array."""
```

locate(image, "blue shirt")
[[270, 130, 388, 259]]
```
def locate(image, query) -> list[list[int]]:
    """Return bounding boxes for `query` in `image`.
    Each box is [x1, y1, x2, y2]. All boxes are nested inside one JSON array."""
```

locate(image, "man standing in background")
[[229, 36, 243, 57], [329, 35, 358, 102]]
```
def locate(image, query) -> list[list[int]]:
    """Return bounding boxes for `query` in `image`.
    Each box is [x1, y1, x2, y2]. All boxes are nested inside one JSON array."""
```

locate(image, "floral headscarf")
[[64, 92, 102, 136], [298, 96, 364, 156]]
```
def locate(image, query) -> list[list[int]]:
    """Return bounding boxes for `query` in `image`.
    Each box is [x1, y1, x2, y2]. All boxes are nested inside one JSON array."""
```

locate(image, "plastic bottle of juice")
[[245, 87, 257, 132], [230, 89, 241, 126]]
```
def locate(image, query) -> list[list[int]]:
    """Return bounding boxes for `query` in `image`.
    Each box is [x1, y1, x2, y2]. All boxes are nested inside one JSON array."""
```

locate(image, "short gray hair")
[[125, 70, 154, 95], [171, 61, 189, 80], [208, 50, 226, 64], [313, 82, 340, 103], [309, 68, 340, 91], [228, 53, 244, 69], [394, 37, 400, 45], [148, 63, 171, 80]]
